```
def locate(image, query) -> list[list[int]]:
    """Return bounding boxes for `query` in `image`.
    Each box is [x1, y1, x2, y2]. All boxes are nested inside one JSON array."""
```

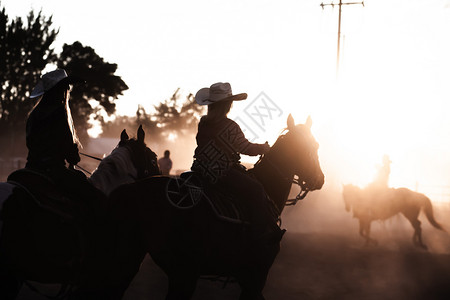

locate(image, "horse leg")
[[0, 262, 22, 300], [409, 218, 427, 250], [238, 243, 279, 300], [402, 210, 428, 250], [239, 275, 266, 300], [359, 220, 377, 246], [238, 266, 268, 300], [166, 272, 198, 300], [0, 241, 22, 300]]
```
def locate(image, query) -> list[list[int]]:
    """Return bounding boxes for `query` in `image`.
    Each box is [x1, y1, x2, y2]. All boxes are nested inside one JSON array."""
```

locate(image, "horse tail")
[[422, 196, 446, 232]]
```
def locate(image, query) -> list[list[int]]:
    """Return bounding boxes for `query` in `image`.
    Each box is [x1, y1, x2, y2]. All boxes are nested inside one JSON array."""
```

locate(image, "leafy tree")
[[152, 88, 205, 133], [0, 4, 58, 156], [0, 2, 128, 157], [99, 90, 205, 172], [99, 114, 137, 139], [57, 41, 129, 146], [101, 89, 205, 143]]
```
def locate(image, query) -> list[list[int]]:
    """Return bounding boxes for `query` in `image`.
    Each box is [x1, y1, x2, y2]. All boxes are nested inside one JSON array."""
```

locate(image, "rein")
[[76, 152, 103, 176], [256, 153, 309, 206], [80, 152, 103, 161]]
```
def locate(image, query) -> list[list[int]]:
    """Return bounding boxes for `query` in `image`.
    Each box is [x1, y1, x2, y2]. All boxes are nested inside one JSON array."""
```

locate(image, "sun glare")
[[167, 132, 178, 142]]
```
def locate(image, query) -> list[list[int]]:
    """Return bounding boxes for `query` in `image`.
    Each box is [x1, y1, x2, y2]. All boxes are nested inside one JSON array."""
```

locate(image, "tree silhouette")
[[0, 3, 128, 157], [101, 89, 205, 143], [0, 4, 58, 156], [152, 88, 204, 133], [57, 41, 129, 146]]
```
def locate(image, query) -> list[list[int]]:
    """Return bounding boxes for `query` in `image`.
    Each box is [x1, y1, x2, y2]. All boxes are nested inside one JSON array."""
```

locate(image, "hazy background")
[[3, 1, 450, 297], [3, 0, 450, 204]]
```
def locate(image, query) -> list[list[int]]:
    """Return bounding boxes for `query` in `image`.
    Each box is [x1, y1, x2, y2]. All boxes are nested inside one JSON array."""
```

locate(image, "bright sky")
[[3, 0, 450, 201]]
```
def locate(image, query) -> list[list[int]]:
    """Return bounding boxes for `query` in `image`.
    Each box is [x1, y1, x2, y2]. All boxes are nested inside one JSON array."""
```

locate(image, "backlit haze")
[[4, 0, 450, 202]]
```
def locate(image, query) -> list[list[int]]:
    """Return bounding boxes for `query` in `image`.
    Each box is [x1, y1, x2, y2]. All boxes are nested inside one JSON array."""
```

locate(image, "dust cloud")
[[148, 133, 197, 175], [127, 134, 450, 299]]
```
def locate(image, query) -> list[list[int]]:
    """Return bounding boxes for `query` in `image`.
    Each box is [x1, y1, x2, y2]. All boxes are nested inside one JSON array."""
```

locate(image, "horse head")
[[268, 114, 324, 192], [118, 125, 160, 179], [89, 125, 160, 195]]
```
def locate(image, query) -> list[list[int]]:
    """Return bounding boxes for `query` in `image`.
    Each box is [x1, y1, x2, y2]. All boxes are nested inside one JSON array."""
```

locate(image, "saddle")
[[169, 171, 253, 224], [9, 168, 61, 200], [7, 168, 92, 224], [3, 169, 95, 278]]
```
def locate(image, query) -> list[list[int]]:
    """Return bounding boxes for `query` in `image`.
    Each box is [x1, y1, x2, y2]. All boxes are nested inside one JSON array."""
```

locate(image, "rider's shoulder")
[[224, 118, 240, 127]]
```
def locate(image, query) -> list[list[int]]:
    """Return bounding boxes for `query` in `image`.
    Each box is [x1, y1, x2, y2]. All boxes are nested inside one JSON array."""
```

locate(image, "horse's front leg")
[[0, 241, 22, 300], [238, 266, 269, 300], [359, 219, 377, 246], [166, 271, 198, 300], [0, 262, 22, 300]]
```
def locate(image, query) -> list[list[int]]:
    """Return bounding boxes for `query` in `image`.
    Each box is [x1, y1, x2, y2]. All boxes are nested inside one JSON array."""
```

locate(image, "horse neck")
[[89, 147, 137, 196], [250, 140, 293, 214]]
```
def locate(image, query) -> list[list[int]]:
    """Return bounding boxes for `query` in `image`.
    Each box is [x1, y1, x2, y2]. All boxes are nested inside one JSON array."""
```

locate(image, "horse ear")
[[137, 125, 145, 143], [305, 115, 312, 129], [120, 129, 129, 142], [287, 114, 295, 131]]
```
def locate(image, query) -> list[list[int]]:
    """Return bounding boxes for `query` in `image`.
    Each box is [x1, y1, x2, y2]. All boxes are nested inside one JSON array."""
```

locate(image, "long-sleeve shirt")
[[192, 116, 266, 181], [26, 102, 78, 169]]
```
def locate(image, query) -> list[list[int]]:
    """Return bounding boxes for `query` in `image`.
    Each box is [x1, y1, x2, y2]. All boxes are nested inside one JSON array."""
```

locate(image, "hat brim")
[[30, 75, 86, 99], [30, 81, 45, 98], [195, 88, 247, 106]]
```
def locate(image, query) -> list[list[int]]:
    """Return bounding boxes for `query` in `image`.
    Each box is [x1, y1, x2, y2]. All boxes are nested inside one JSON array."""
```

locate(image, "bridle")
[[255, 153, 310, 206], [79, 145, 159, 180]]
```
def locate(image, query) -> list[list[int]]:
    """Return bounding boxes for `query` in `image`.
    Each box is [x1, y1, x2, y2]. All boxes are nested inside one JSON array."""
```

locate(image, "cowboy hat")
[[195, 82, 247, 105], [30, 69, 85, 98]]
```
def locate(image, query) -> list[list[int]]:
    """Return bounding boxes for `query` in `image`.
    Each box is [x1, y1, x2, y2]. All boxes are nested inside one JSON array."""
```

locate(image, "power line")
[[320, 1, 364, 78]]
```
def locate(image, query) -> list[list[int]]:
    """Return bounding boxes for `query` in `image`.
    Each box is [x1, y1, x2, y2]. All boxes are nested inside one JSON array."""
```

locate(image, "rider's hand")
[[262, 141, 271, 154], [67, 143, 81, 165]]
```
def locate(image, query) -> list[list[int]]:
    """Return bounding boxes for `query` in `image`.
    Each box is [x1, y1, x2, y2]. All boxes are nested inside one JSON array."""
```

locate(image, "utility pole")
[[320, 0, 364, 78]]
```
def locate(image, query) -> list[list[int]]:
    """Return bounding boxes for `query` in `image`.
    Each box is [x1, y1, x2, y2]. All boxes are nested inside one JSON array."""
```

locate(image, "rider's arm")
[[227, 119, 270, 156]]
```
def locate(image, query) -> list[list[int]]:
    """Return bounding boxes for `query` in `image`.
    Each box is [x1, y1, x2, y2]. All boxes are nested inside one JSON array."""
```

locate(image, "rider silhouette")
[[158, 150, 173, 176], [24, 69, 105, 217], [368, 154, 392, 191], [191, 82, 281, 241]]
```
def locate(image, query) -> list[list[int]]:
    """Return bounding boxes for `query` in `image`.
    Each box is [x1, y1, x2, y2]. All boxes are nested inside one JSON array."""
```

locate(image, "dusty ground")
[[120, 232, 450, 300], [16, 190, 450, 299]]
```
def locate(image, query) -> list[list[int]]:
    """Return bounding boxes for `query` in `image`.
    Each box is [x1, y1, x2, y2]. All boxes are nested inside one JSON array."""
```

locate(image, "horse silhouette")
[[342, 184, 446, 249], [108, 114, 324, 299], [0, 126, 160, 300]]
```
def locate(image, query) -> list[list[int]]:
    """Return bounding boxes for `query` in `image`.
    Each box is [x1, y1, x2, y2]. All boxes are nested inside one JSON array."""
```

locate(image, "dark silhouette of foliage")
[[0, 2, 128, 156], [0, 3, 58, 156], [99, 114, 141, 140], [57, 41, 129, 146], [152, 88, 204, 132]]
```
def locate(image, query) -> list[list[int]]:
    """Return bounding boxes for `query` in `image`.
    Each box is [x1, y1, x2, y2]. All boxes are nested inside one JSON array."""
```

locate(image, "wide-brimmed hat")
[[195, 82, 247, 106], [30, 69, 85, 98]]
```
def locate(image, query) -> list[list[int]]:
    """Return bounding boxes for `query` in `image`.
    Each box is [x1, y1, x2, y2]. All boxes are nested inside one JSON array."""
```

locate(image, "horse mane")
[[89, 146, 137, 196]]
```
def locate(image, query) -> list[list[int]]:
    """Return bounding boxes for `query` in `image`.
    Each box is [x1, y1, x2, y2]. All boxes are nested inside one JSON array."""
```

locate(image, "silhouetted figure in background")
[[191, 82, 281, 241], [362, 154, 393, 220], [158, 150, 173, 175], [368, 154, 392, 191], [20, 69, 104, 216]]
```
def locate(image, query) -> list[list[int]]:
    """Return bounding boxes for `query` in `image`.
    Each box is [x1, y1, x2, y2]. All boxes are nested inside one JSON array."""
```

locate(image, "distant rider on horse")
[[23, 69, 104, 217], [366, 154, 392, 194], [191, 82, 282, 241]]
